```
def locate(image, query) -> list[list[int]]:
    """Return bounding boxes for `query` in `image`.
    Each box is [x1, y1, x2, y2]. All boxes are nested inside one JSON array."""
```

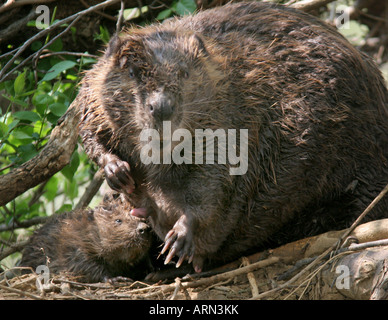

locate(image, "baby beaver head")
[[94, 201, 152, 264]]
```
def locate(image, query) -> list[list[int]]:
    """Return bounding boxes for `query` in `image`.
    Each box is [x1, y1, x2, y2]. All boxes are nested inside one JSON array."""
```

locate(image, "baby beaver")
[[21, 199, 152, 283]]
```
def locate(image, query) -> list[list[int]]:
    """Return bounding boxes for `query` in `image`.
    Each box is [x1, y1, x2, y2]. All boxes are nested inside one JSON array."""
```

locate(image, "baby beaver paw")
[[104, 159, 135, 195], [160, 215, 204, 273]]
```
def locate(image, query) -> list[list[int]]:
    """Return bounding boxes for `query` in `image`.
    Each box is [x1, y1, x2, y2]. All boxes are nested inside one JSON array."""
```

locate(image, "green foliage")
[[0, 1, 200, 268], [156, 0, 197, 20], [0, 25, 98, 240]]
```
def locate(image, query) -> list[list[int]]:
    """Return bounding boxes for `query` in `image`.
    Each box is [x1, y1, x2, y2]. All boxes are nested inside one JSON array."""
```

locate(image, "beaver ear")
[[187, 33, 208, 59], [105, 34, 122, 58], [115, 38, 145, 69]]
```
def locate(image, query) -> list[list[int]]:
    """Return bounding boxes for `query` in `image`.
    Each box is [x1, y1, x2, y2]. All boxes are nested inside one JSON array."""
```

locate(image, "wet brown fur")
[[21, 197, 152, 282], [77, 2, 388, 269]]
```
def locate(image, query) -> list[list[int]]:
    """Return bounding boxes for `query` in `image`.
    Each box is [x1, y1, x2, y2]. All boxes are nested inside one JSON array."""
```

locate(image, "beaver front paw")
[[104, 159, 135, 195], [160, 215, 204, 273]]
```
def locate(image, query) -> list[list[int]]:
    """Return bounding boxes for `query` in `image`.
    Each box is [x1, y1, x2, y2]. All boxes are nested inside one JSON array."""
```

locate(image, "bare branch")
[[0, 0, 121, 81], [0, 100, 81, 207]]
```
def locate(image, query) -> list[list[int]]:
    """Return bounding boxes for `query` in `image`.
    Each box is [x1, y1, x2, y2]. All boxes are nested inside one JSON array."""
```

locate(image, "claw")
[[164, 229, 175, 241], [176, 254, 186, 268], [161, 236, 174, 255], [164, 247, 177, 265], [160, 242, 169, 256]]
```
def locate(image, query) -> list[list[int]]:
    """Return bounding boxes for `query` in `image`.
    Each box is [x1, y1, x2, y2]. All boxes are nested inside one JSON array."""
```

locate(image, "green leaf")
[[14, 72, 26, 95], [31, 41, 43, 52], [80, 57, 97, 65], [44, 176, 58, 201], [11, 130, 33, 141], [0, 122, 8, 138], [49, 102, 68, 117], [33, 93, 55, 107], [56, 204, 73, 213], [7, 120, 20, 133], [13, 111, 41, 122], [156, 8, 172, 20], [48, 38, 63, 52], [176, 0, 196, 16], [123, 6, 148, 21], [65, 179, 78, 200], [41, 60, 77, 81], [18, 143, 38, 162], [61, 151, 80, 181]]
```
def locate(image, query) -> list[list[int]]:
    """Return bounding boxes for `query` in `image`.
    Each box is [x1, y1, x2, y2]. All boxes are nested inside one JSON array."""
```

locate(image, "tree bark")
[[0, 99, 81, 207]]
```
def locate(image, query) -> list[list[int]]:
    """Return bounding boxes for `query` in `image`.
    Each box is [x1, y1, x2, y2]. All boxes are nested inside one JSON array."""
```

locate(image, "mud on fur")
[[77, 2, 388, 273]]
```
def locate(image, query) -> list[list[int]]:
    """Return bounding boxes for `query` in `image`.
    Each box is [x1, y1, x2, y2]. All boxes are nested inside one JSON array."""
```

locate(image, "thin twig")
[[0, 283, 43, 300], [116, 0, 125, 33], [0, 216, 49, 232], [80, 0, 117, 21], [74, 169, 105, 210], [242, 257, 259, 297], [0, 0, 54, 14], [0, 0, 120, 82], [33, 15, 82, 67], [38, 51, 99, 59], [338, 183, 388, 247], [170, 278, 182, 300], [0, 240, 29, 261], [251, 183, 388, 300]]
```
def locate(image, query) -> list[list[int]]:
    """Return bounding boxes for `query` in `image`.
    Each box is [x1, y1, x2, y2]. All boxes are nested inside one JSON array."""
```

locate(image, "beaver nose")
[[137, 222, 150, 235], [147, 91, 175, 121]]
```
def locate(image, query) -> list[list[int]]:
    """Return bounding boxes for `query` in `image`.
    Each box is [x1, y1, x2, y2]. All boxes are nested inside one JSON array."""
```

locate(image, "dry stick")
[[242, 257, 259, 297], [0, 0, 55, 14], [338, 183, 388, 247], [0, 0, 120, 81], [116, 0, 125, 33], [74, 169, 105, 210], [38, 51, 99, 59], [3, 14, 82, 83], [251, 183, 388, 300], [0, 283, 43, 300], [80, 0, 117, 21], [128, 256, 280, 298], [287, 251, 351, 300], [0, 240, 29, 261], [33, 15, 82, 68], [289, 0, 336, 11], [0, 216, 49, 232], [170, 278, 182, 300]]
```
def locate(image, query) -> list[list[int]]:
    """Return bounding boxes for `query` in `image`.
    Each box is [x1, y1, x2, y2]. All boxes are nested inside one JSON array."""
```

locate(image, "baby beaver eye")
[[179, 69, 189, 79], [129, 68, 136, 79], [115, 219, 122, 224]]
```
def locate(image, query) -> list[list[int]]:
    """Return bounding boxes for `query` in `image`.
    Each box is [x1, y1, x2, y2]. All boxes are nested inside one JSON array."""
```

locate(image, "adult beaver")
[[78, 2, 388, 272], [21, 196, 153, 282]]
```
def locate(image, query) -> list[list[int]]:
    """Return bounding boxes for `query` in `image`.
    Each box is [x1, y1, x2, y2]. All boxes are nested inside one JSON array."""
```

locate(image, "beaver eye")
[[115, 219, 122, 224], [129, 67, 136, 79]]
